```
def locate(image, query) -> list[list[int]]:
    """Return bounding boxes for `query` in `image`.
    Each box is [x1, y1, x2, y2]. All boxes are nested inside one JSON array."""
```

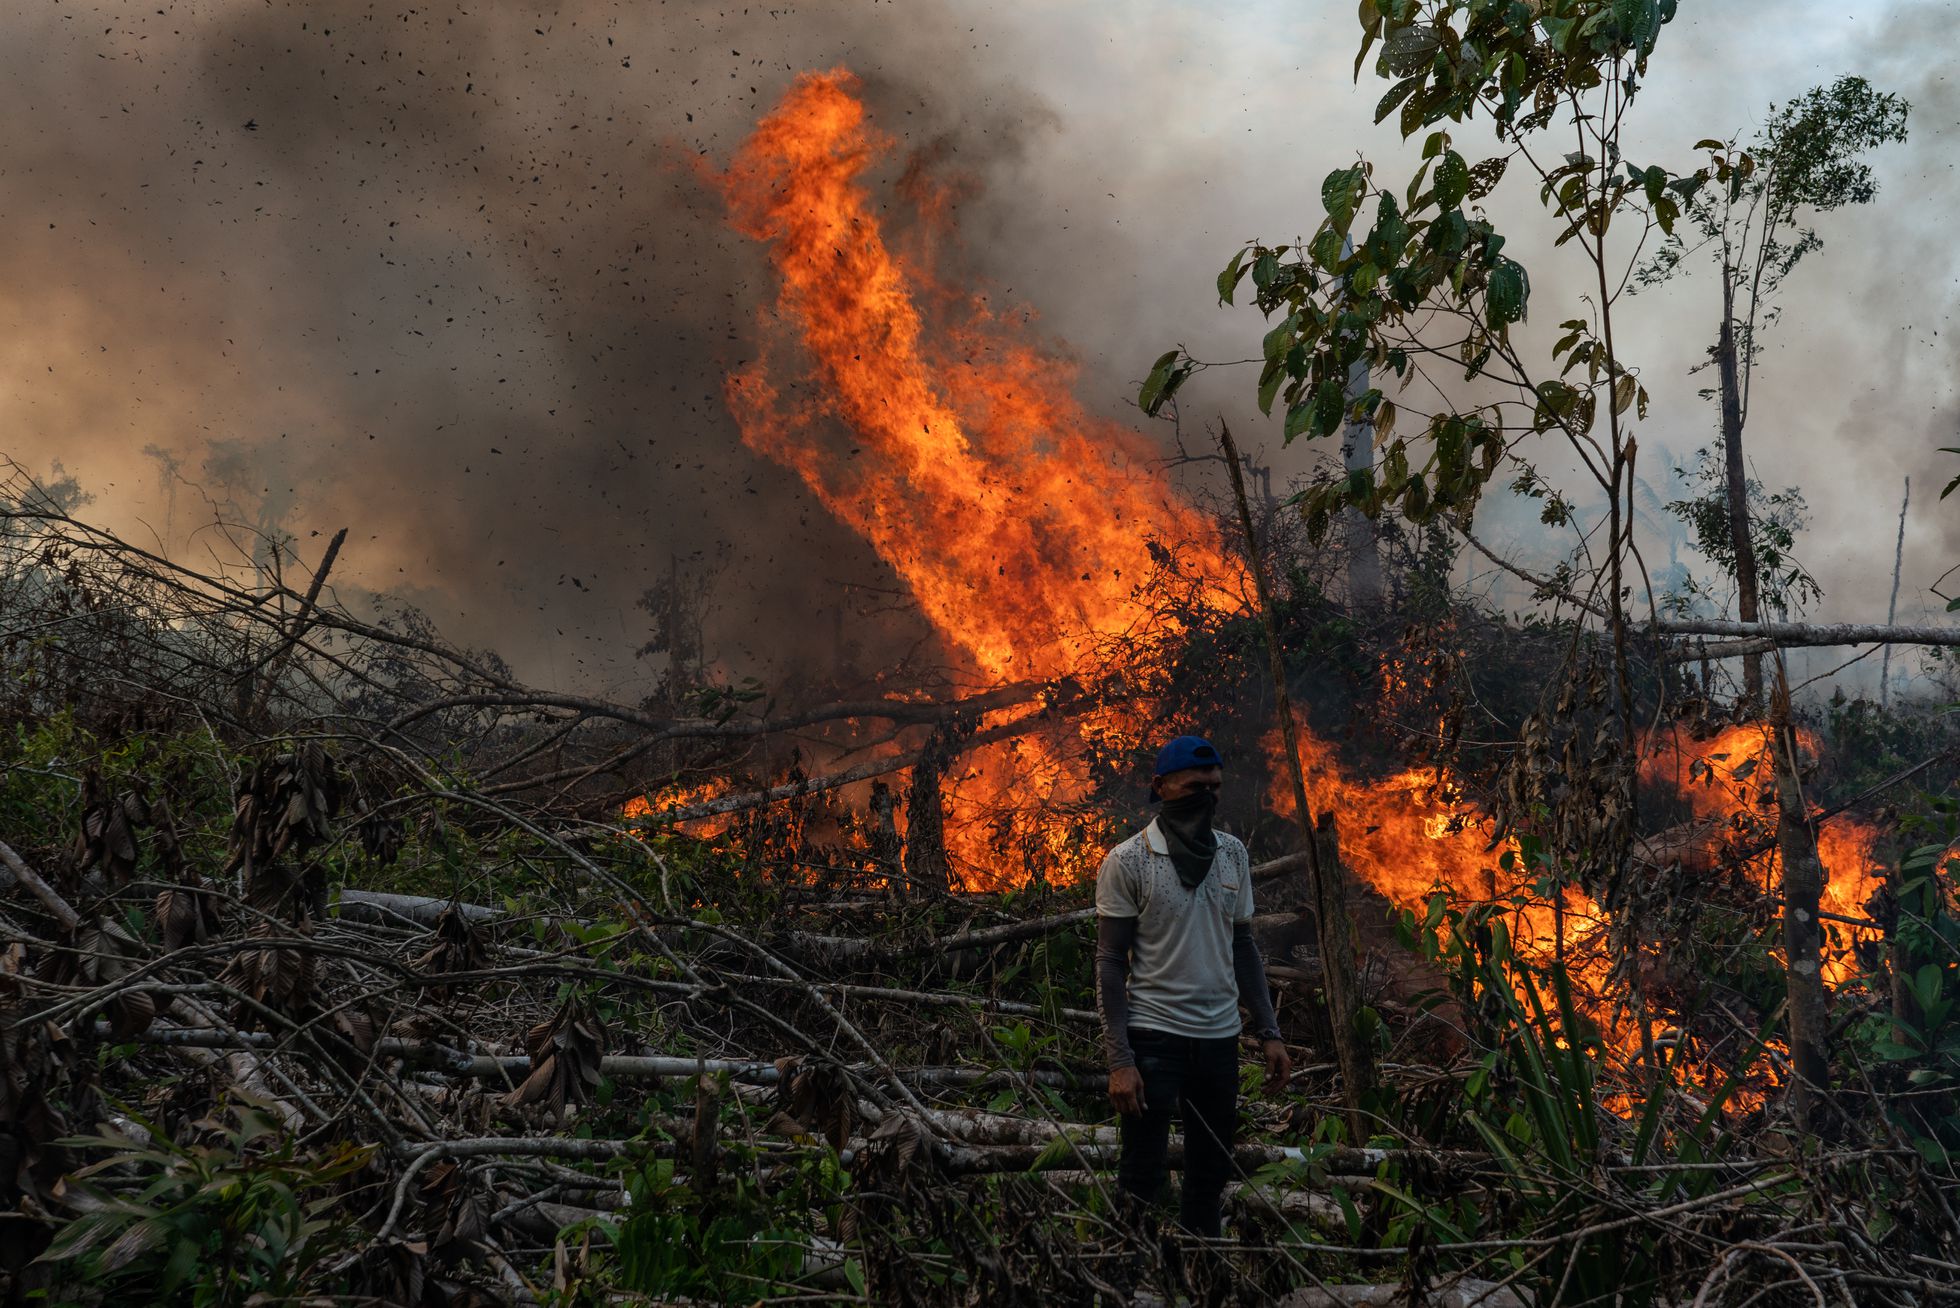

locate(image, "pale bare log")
[[97, 1027, 1105, 1090], [1653, 617, 1960, 649], [0, 839, 82, 932], [336, 853, 1312, 964]]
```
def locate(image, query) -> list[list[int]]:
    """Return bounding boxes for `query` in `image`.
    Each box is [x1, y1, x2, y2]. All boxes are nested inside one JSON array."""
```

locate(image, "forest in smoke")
[[3, 0, 1959, 689], [5, 3, 1960, 1307]]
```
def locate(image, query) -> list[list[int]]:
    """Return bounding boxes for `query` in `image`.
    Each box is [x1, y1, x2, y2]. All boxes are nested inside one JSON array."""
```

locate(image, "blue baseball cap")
[[1153, 735, 1222, 777]]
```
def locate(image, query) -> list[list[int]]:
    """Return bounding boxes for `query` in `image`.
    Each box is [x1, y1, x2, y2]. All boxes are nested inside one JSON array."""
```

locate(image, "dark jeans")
[[1117, 1026, 1239, 1238]]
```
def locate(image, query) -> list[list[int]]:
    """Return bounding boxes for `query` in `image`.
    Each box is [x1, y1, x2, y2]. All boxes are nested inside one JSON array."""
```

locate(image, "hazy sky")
[[2, 0, 1954, 694]]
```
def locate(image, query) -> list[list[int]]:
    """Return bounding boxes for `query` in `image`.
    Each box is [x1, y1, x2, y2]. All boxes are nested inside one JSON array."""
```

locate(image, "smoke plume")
[[1, 1, 1954, 696]]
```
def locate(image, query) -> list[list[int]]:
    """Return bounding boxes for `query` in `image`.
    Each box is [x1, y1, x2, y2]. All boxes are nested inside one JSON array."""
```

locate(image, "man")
[[1095, 735, 1290, 1239]]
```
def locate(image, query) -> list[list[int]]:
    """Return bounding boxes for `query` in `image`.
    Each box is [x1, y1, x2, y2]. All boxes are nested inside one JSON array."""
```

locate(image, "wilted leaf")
[[1373, 398, 1398, 445], [1611, 373, 1637, 416], [105, 989, 156, 1040], [504, 1000, 609, 1122], [98, 1214, 167, 1273]]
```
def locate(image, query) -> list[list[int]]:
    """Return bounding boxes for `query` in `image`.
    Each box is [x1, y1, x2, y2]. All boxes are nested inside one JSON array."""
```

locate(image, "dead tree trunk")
[[1311, 812, 1373, 1110], [867, 780, 904, 894], [1769, 676, 1832, 1135], [1875, 861, 1922, 1046], [1717, 286, 1765, 706], [1341, 353, 1385, 608], [691, 1061, 721, 1195], [904, 743, 950, 894]]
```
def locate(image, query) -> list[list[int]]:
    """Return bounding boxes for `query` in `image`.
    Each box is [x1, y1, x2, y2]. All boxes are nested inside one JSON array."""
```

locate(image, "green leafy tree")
[[1140, 0, 1701, 850], [1136, 2, 1895, 1099], [1640, 76, 1908, 700], [1664, 442, 1821, 619]]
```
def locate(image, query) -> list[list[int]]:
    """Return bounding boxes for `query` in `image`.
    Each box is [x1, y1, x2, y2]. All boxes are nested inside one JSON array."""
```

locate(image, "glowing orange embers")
[[1261, 716, 1889, 1102], [1638, 722, 1884, 983], [707, 70, 1243, 887], [623, 782, 736, 840]]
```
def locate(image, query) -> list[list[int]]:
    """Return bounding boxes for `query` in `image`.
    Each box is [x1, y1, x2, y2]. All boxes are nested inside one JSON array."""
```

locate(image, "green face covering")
[[1157, 788, 1219, 888]]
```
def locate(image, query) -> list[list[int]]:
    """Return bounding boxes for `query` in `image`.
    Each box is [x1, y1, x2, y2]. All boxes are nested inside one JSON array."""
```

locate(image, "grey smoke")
[[0, 1, 1953, 698]]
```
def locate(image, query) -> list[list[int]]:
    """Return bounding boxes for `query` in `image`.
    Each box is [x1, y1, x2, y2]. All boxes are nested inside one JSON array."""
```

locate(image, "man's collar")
[[1144, 817, 1168, 855]]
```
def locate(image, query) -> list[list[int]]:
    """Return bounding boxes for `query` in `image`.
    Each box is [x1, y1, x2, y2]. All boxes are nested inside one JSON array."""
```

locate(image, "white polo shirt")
[[1094, 819, 1255, 1039]]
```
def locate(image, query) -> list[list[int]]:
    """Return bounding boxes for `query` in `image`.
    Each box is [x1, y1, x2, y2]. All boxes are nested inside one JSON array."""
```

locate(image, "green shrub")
[[36, 1097, 374, 1307]]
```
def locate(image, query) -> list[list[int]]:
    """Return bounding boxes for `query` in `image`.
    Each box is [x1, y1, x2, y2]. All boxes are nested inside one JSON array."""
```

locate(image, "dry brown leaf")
[[104, 989, 156, 1040], [414, 903, 488, 976], [502, 999, 608, 1122]]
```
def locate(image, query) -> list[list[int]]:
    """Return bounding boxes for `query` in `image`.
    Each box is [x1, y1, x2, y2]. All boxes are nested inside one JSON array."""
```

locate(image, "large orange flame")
[[1263, 715, 1888, 1098], [712, 70, 1236, 686], [703, 74, 1892, 1067], [708, 70, 1241, 886], [1637, 722, 1883, 982]]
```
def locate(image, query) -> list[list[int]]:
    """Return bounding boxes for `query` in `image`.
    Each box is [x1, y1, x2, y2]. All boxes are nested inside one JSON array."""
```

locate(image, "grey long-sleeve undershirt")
[[1095, 915, 1284, 1070]]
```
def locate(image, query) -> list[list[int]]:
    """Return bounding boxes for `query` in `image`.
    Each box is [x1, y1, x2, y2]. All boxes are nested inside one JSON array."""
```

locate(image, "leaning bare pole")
[[1881, 476, 1910, 708], [1218, 419, 1375, 1138]]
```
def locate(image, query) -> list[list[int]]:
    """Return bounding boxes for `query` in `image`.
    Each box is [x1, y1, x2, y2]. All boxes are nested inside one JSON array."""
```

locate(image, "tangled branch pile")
[[2, 473, 1959, 1307]]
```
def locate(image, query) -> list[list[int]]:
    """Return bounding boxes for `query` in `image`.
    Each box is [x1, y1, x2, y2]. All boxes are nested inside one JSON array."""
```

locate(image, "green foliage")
[[1825, 692, 1959, 799], [605, 1147, 852, 1297], [1664, 443, 1822, 616], [1147, 0, 1689, 545], [37, 1099, 374, 1307], [0, 715, 238, 865], [1848, 845, 1960, 1166], [1388, 870, 1751, 1307]]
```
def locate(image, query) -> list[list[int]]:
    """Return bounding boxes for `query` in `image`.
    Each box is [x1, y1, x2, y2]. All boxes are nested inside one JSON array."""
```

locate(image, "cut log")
[[334, 889, 502, 928]]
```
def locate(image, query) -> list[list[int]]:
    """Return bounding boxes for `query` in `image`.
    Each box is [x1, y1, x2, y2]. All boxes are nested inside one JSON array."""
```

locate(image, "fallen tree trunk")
[[393, 678, 1056, 741], [0, 839, 82, 931], [334, 889, 502, 928], [1652, 617, 1960, 653], [338, 849, 1317, 964], [374, 1129, 1474, 1181], [99, 1026, 1105, 1090]]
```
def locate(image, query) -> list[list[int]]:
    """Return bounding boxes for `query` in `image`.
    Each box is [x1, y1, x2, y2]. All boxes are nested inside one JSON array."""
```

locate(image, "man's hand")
[[1261, 1039, 1293, 1094], [1108, 1065, 1147, 1116]]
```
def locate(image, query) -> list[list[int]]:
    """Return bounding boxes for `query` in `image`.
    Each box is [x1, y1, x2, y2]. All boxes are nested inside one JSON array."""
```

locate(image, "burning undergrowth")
[[597, 73, 1929, 1111], [7, 59, 1960, 1308]]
